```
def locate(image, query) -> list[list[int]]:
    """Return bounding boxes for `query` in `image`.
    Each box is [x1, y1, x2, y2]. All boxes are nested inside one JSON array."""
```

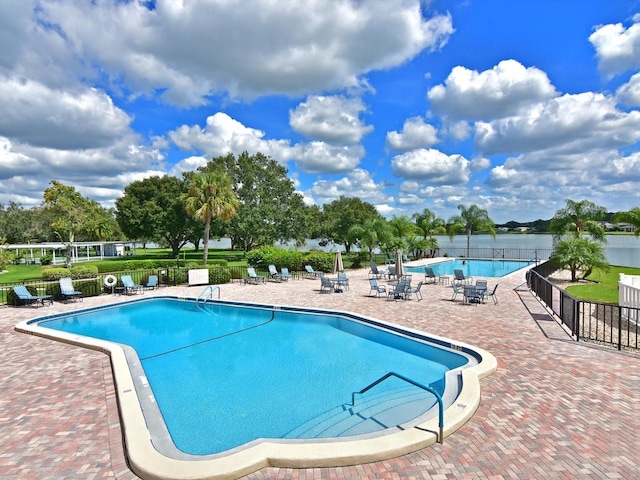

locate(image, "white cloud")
[[27, 0, 453, 106], [168, 112, 366, 175], [391, 148, 470, 184], [589, 16, 640, 78], [290, 95, 373, 144], [386, 117, 439, 151], [616, 72, 640, 105], [0, 135, 165, 208], [292, 142, 364, 174], [428, 60, 557, 120], [306, 168, 391, 206], [0, 76, 133, 150], [475, 92, 640, 155], [168, 112, 294, 162]]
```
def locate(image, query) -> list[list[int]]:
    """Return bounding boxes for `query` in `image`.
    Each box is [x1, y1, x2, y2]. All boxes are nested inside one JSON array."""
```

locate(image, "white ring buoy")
[[104, 275, 117, 287]]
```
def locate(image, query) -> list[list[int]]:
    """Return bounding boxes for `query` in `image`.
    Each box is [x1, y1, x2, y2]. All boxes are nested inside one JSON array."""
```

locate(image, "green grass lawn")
[[566, 265, 640, 303], [0, 265, 45, 284]]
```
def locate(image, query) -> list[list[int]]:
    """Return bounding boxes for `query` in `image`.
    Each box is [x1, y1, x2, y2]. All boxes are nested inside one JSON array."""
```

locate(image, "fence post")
[[618, 305, 623, 351]]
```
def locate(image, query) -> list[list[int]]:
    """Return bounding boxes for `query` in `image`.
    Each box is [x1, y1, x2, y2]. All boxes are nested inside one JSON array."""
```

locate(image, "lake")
[[280, 234, 640, 268], [437, 234, 640, 268]]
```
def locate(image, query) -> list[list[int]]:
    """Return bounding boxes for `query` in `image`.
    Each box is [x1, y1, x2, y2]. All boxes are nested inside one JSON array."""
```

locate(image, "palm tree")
[[183, 171, 240, 265], [413, 208, 446, 257], [388, 215, 417, 239], [550, 236, 608, 281], [614, 207, 640, 237], [447, 204, 496, 257], [549, 199, 606, 241], [347, 218, 391, 260]]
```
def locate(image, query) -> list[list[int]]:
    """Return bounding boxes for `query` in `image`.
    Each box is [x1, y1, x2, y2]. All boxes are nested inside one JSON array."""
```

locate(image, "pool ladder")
[[350, 371, 445, 443], [195, 286, 220, 314]]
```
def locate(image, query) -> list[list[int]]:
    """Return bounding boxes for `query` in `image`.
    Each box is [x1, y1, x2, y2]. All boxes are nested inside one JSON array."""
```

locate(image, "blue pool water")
[[37, 298, 472, 456], [405, 259, 532, 277]]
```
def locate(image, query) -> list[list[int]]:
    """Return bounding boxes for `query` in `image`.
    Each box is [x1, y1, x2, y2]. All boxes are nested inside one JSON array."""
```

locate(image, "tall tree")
[[614, 207, 640, 237], [42, 181, 109, 266], [116, 175, 201, 257], [550, 199, 606, 241], [447, 204, 496, 257], [321, 196, 383, 253], [205, 152, 309, 251], [347, 218, 391, 260], [388, 215, 417, 239], [413, 208, 446, 257], [183, 170, 239, 264]]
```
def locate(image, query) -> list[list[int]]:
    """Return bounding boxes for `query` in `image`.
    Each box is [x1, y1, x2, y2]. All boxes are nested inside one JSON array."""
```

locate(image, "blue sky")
[[2, 0, 640, 223]]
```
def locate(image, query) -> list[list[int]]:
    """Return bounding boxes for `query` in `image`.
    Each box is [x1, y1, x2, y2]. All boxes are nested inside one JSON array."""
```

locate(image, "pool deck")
[[1, 263, 639, 479]]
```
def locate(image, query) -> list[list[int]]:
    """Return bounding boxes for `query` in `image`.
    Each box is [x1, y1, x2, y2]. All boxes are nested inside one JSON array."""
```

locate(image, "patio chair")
[[484, 284, 499, 304], [454, 269, 473, 285], [337, 272, 349, 291], [475, 279, 488, 299], [368, 262, 388, 279], [59, 277, 82, 303], [424, 267, 438, 284], [451, 283, 464, 301], [121, 275, 144, 295], [268, 264, 283, 282], [406, 281, 424, 301], [145, 275, 159, 290], [12, 285, 53, 307], [320, 276, 335, 293], [387, 278, 411, 301], [245, 267, 266, 285], [304, 264, 323, 279], [368, 278, 386, 297], [463, 284, 482, 305]]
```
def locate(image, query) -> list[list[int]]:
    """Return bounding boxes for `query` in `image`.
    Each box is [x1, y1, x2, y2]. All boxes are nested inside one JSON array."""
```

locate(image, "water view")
[[280, 234, 640, 268]]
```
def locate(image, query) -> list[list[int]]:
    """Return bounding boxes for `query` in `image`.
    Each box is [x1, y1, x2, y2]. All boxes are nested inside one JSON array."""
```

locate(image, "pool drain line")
[[140, 310, 276, 361]]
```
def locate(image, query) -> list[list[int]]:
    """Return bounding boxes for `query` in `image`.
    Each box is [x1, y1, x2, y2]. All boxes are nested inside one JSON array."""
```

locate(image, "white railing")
[[619, 274, 640, 323]]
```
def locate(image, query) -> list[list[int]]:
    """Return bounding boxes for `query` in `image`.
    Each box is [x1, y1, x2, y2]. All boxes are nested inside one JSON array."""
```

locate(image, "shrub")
[[246, 246, 303, 271], [304, 250, 334, 273], [209, 265, 231, 284], [41, 265, 99, 280]]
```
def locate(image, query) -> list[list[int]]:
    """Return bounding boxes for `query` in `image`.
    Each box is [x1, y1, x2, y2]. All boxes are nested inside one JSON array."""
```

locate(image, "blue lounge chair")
[[304, 265, 322, 279], [424, 267, 438, 284], [145, 275, 159, 290], [13, 285, 53, 307], [121, 275, 144, 295], [454, 269, 472, 285], [368, 262, 388, 279], [59, 277, 82, 303], [245, 267, 266, 284], [268, 264, 285, 282], [279, 267, 292, 281]]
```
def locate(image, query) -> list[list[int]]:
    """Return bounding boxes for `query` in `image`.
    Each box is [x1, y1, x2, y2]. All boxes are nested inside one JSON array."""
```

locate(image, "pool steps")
[[284, 386, 438, 439]]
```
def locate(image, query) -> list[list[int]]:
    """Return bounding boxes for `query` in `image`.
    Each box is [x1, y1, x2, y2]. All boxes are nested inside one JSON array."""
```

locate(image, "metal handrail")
[[350, 371, 445, 443], [195, 285, 220, 304]]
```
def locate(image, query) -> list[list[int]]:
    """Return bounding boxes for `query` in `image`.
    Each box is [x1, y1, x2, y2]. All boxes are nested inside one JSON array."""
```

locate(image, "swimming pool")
[[18, 296, 497, 479], [405, 258, 533, 277]]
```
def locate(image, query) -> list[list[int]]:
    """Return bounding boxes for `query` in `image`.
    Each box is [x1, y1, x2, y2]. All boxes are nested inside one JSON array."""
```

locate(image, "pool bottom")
[[16, 297, 497, 480]]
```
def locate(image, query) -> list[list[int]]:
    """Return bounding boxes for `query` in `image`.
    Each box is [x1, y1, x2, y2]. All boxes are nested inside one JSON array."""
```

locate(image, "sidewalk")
[[1, 265, 639, 479]]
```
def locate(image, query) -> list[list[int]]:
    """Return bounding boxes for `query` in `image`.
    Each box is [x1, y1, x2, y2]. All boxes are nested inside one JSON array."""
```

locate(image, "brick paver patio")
[[1, 264, 639, 479]]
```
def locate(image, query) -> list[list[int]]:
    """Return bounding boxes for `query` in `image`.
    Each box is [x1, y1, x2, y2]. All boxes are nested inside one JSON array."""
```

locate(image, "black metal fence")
[[527, 261, 640, 351], [435, 247, 552, 261]]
